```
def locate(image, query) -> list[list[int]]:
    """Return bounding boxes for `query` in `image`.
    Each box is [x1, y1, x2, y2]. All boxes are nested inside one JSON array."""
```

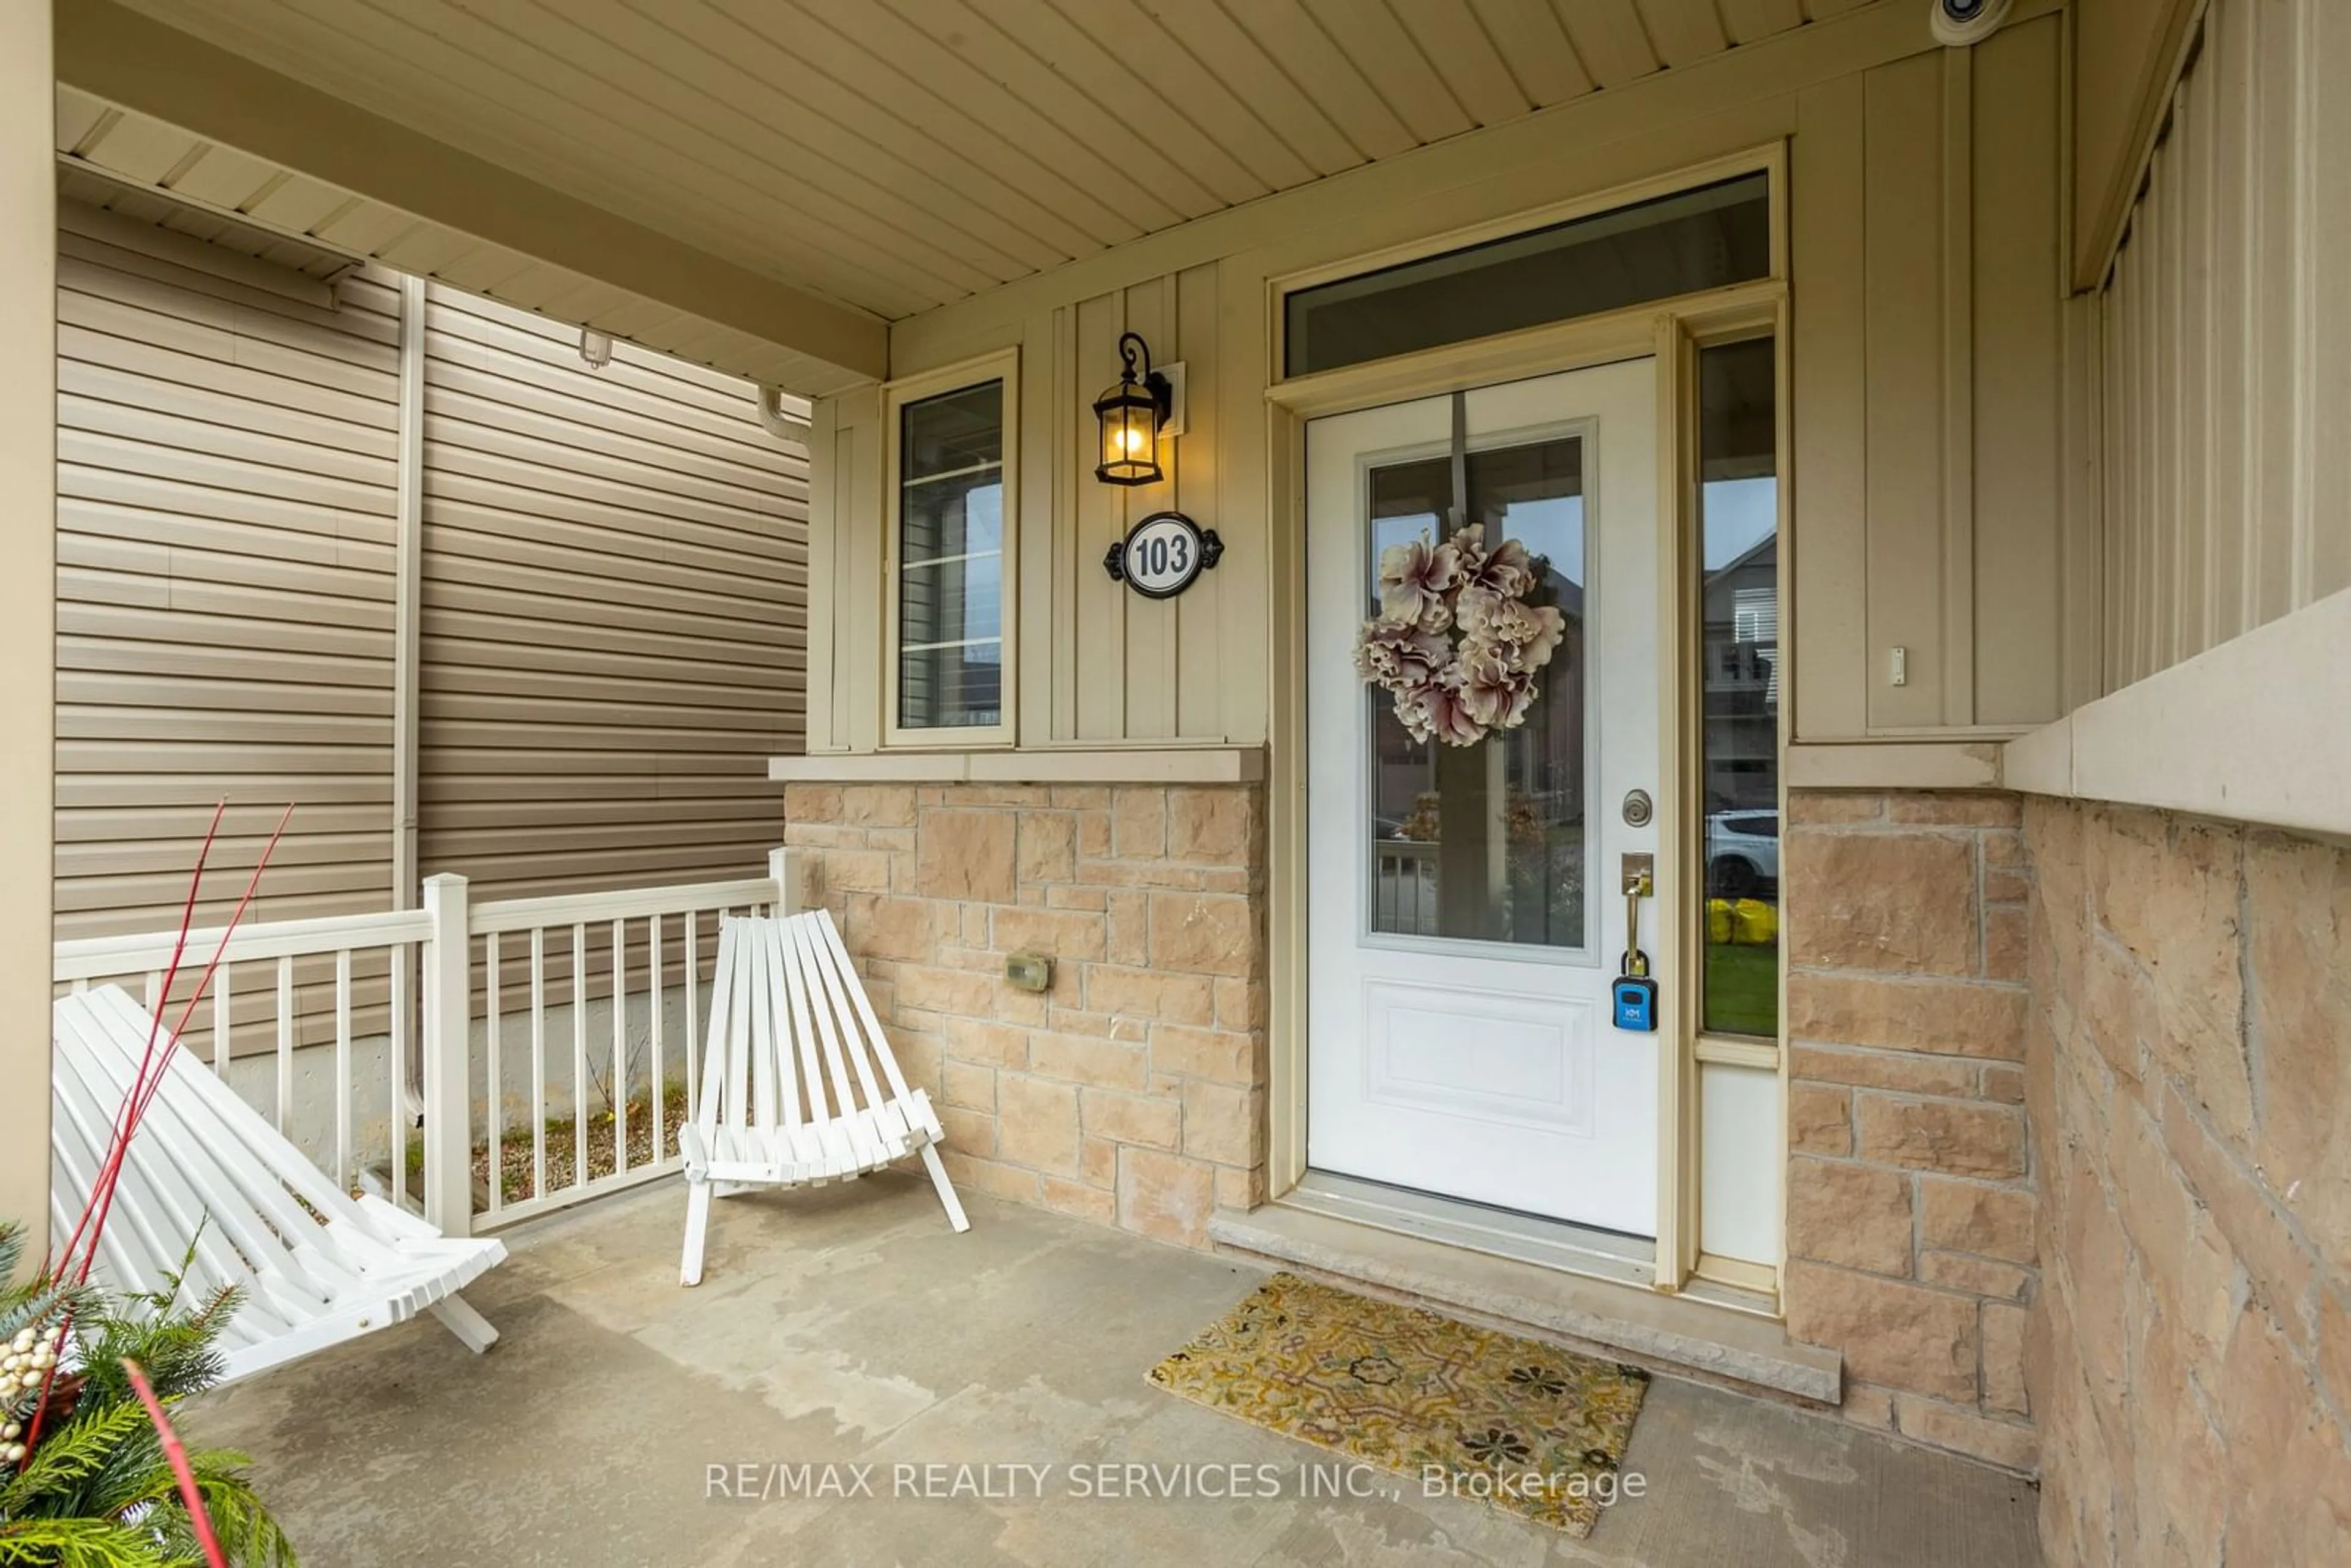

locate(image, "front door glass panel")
[[1364, 437, 1587, 949]]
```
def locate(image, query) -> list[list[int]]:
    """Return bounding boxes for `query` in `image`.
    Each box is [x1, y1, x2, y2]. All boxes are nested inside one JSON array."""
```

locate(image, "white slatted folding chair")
[[50, 986, 508, 1382], [678, 909, 968, 1285]]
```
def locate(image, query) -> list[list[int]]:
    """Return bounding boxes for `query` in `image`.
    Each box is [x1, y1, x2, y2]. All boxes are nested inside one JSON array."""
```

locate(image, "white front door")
[[1305, 358, 1660, 1236]]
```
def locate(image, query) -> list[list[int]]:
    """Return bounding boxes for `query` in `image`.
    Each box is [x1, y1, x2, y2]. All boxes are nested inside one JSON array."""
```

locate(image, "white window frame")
[[882, 349, 1019, 748]]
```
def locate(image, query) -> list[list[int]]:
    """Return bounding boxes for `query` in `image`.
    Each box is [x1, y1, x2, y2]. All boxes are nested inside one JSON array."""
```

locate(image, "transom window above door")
[[1283, 171, 1771, 378]]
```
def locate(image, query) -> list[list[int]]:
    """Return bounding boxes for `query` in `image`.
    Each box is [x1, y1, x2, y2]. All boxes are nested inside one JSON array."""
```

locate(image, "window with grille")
[[888, 361, 1016, 739]]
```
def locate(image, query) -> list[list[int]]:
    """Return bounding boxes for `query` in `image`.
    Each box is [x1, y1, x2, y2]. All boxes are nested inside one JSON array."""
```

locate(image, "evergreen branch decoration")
[[0, 1225, 293, 1565]]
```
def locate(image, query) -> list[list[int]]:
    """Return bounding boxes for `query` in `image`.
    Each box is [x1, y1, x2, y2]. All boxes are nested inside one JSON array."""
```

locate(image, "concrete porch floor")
[[192, 1176, 2040, 1567]]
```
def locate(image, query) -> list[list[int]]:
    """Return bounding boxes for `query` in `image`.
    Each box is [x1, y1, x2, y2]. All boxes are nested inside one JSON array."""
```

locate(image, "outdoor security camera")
[[1930, 0, 2012, 47]]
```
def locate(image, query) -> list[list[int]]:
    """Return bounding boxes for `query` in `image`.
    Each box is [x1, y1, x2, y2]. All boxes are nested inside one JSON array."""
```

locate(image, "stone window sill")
[[2003, 586, 2351, 839]]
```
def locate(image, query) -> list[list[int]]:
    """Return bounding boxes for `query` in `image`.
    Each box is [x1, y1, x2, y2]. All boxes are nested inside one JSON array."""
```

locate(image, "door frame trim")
[[1262, 148, 1789, 1294]]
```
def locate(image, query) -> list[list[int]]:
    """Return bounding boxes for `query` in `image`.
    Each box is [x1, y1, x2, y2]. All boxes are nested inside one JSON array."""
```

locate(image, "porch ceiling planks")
[[56, 1, 887, 392], [1558, 0, 1669, 88], [51, 86, 874, 396], [82, 0, 1820, 334]]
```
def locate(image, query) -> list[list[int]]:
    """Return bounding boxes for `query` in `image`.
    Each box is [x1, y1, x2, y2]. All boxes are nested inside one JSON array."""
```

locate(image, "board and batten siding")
[[416, 283, 808, 901], [58, 206, 809, 974], [56, 214, 402, 939], [812, 7, 2073, 752], [2096, 0, 2351, 692]]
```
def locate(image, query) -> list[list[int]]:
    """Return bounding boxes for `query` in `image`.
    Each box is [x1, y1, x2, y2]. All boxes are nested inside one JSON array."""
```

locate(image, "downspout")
[[756, 383, 812, 444], [394, 274, 427, 1107]]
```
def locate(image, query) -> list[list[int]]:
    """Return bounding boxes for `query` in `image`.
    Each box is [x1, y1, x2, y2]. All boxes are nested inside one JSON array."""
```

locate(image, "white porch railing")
[[456, 854, 801, 1232], [54, 907, 437, 1215], [53, 849, 807, 1241], [1373, 839, 1440, 937]]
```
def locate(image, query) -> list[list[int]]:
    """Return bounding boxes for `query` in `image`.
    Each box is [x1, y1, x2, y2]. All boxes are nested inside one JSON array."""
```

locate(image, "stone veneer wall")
[[782, 782, 1267, 1248], [1780, 789, 2039, 1473], [2025, 798, 2351, 1563]]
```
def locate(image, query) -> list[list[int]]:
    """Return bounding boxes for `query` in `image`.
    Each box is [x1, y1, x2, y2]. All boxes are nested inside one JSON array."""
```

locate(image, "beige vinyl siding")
[[2098, 0, 2351, 691], [416, 284, 806, 901], [54, 216, 400, 939], [56, 209, 807, 1053]]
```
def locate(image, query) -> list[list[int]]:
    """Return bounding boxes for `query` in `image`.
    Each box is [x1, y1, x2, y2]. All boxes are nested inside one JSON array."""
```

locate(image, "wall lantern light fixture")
[[1093, 330, 1172, 486]]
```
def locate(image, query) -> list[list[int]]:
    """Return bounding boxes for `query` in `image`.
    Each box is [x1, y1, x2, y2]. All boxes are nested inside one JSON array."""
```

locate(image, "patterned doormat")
[[1147, 1272, 1651, 1537]]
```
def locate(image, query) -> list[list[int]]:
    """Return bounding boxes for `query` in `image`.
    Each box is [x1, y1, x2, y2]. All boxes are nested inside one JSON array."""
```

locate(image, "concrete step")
[[1209, 1202, 1842, 1405]]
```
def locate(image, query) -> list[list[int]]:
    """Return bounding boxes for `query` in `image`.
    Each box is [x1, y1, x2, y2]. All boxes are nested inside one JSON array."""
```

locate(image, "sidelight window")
[[887, 358, 1016, 740], [1694, 337, 1780, 1038]]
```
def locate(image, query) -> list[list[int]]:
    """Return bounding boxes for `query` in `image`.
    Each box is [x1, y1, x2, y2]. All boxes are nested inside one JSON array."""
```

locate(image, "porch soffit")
[[58, 163, 356, 301], [84, 0, 1873, 340], [55, 1, 887, 396]]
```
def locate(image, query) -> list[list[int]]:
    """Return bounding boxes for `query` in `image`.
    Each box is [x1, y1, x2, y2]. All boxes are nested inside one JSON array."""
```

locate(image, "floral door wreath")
[[1354, 523, 1564, 747]]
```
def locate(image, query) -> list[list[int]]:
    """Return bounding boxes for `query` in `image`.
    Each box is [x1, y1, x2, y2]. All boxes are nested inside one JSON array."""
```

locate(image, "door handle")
[[1615, 853, 1659, 1030], [1620, 852, 1654, 978]]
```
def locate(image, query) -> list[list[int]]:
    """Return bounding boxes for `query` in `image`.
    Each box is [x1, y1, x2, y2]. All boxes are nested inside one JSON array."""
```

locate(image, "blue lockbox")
[[1613, 974, 1659, 1032]]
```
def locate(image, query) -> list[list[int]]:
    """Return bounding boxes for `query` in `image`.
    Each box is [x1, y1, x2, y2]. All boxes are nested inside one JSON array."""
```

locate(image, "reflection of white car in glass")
[[1706, 810, 1780, 898]]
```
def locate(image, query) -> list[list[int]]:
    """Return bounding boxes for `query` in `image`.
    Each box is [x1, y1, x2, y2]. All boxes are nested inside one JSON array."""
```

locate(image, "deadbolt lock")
[[1621, 788, 1654, 828]]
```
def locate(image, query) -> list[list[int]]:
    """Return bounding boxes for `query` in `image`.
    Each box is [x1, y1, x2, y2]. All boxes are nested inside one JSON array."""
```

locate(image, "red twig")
[[51, 800, 225, 1275], [121, 1359, 230, 1568], [72, 802, 295, 1288], [28, 803, 293, 1460], [23, 804, 225, 1459], [161, 802, 298, 1040]]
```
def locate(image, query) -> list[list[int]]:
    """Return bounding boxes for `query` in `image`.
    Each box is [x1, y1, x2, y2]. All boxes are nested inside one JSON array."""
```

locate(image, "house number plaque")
[[1103, 511, 1222, 600]]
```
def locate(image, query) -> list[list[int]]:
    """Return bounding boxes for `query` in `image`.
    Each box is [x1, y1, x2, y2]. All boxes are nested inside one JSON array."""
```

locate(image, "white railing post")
[[421, 872, 473, 1237], [770, 846, 807, 915]]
